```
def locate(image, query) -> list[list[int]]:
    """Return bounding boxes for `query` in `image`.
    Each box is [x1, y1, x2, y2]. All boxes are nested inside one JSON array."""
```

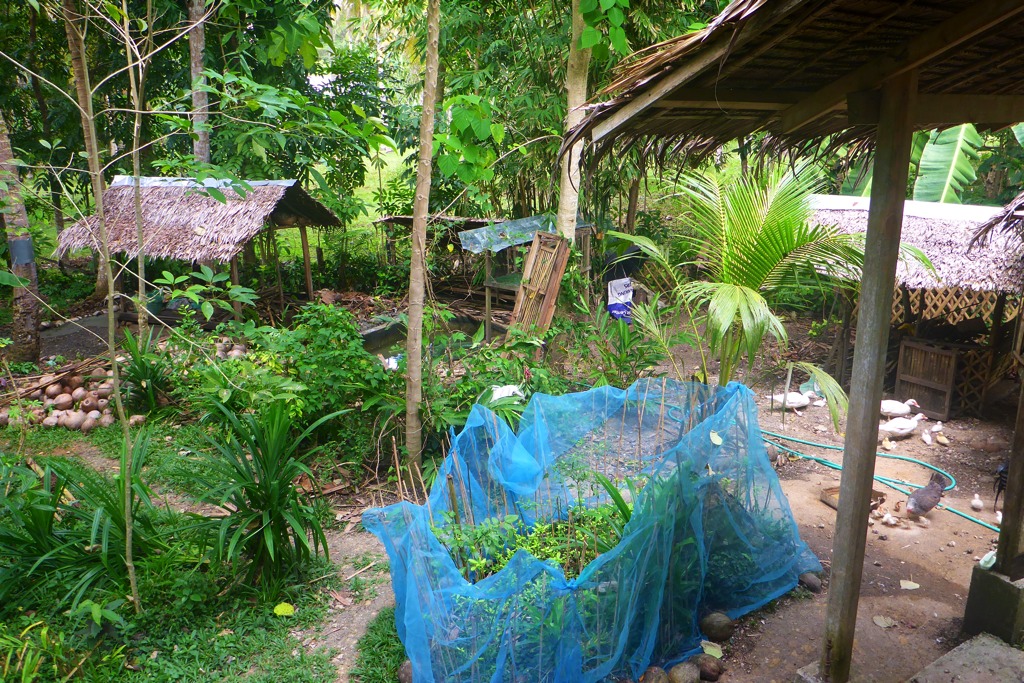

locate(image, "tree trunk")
[[63, 0, 141, 613], [0, 111, 41, 363], [553, 0, 592, 242], [404, 0, 441, 475], [188, 0, 210, 165], [121, 0, 154, 338]]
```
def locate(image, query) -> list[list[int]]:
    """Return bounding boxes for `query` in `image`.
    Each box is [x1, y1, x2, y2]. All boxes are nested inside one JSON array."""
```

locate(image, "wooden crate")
[[895, 339, 957, 420]]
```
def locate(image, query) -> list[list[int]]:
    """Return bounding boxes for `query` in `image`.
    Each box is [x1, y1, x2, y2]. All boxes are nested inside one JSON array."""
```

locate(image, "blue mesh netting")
[[363, 380, 820, 682]]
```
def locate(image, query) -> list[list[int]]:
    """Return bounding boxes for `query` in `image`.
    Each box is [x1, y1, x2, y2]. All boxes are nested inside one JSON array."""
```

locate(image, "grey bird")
[[906, 472, 948, 518]]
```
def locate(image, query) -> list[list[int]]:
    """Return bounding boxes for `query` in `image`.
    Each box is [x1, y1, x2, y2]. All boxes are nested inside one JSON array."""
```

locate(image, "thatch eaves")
[[56, 176, 340, 263], [811, 195, 1020, 293], [972, 189, 1024, 248], [569, 0, 1024, 159]]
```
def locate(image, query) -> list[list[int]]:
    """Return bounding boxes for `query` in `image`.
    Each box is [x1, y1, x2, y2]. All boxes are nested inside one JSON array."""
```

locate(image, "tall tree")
[[0, 109, 41, 363], [554, 0, 591, 241], [404, 0, 441, 472], [188, 0, 210, 165]]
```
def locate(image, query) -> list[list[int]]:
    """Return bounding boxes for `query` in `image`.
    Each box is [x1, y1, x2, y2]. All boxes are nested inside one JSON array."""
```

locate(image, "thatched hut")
[[811, 194, 1022, 418], [57, 176, 340, 300]]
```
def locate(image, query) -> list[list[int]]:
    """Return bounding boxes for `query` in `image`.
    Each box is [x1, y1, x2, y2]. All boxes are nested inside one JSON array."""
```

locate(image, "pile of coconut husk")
[[0, 356, 145, 433]]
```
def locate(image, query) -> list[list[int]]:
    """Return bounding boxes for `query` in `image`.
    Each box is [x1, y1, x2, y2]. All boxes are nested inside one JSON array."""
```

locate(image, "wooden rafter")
[[780, 0, 1024, 133]]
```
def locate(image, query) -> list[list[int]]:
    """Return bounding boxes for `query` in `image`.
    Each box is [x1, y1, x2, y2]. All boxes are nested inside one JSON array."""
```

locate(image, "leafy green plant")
[[578, 297, 669, 388], [153, 265, 258, 322], [197, 401, 346, 585], [120, 328, 172, 412], [0, 431, 173, 609], [351, 607, 407, 683]]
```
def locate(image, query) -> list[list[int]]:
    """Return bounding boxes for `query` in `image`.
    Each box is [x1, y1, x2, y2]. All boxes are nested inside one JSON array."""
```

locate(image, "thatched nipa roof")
[[569, 0, 1024, 159], [57, 177, 340, 263], [810, 195, 1020, 293]]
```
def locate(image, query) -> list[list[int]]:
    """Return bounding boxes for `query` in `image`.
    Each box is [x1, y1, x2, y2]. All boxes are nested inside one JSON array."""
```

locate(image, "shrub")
[[197, 401, 345, 585], [120, 328, 173, 412]]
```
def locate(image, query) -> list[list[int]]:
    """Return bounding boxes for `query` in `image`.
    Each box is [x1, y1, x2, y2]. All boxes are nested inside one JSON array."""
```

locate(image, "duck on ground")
[[768, 390, 816, 411], [880, 398, 920, 418], [878, 413, 927, 441]]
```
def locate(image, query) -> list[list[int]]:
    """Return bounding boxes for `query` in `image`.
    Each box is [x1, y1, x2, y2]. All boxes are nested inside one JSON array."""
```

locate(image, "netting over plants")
[[364, 380, 820, 682]]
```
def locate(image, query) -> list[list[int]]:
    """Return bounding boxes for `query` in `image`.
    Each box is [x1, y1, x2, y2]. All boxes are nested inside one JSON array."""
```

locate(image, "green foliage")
[[351, 608, 407, 683], [435, 499, 628, 582], [0, 432, 180, 610], [577, 297, 668, 388], [196, 401, 344, 585], [36, 267, 95, 316], [120, 328, 173, 413], [154, 265, 258, 322], [913, 124, 984, 203]]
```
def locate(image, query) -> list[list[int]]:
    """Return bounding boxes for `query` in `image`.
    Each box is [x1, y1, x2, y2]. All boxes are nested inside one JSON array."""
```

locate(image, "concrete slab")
[[905, 633, 1024, 683], [963, 564, 1024, 645]]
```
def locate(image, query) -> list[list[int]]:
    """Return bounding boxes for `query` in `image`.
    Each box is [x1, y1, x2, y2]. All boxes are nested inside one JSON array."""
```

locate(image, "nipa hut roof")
[[810, 195, 1021, 293], [57, 176, 340, 263], [570, 0, 1024, 158]]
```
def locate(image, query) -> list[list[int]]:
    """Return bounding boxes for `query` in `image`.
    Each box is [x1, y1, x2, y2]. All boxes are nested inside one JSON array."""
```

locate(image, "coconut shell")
[[0, 411, 8, 427], [66, 375, 84, 390], [128, 414, 147, 426], [699, 612, 735, 642], [99, 414, 115, 428], [71, 387, 88, 403], [80, 417, 98, 434], [97, 399, 109, 411], [39, 374, 56, 386], [641, 667, 670, 683], [87, 410, 102, 420], [42, 416, 59, 427], [64, 411, 87, 431], [29, 389, 43, 400], [96, 384, 114, 399], [81, 396, 99, 412], [45, 382, 63, 398], [53, 393, 74, 411]]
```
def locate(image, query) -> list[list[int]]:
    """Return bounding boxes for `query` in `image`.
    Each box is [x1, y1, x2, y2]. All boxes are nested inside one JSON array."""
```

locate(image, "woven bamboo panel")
[[955, 346, 995, 417], [890, 287, 1019, 327], [506, 232, 570, 338]]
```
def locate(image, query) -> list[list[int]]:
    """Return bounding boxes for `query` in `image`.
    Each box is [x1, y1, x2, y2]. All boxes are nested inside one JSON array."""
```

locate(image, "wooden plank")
[[781, 0, 1024, 133], [820, 70, 917, 683], [652, 88, 807, 111], [507, 233, 570, 337], [299, 225, 314, 300], [485, 252, 493, 342], [848, 92, 1024, 126]]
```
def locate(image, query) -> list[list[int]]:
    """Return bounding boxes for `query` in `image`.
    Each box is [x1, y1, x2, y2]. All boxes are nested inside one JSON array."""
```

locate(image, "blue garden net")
[[363, 380, 820, 682]]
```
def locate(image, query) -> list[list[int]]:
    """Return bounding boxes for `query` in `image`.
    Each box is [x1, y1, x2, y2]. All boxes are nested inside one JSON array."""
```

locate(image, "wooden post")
[[299, 225, 314, 300], [484, 251, 493, 342], [819, 71, 917, 683], [272, 230, 284, 310], [229, 257, 242, 321], [998, 298, 1024, 576]]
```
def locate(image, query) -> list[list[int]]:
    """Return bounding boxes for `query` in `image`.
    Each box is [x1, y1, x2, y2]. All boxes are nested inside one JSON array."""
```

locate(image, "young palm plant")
[[615, 165, 929, 428], [198, 401, 346, 585]]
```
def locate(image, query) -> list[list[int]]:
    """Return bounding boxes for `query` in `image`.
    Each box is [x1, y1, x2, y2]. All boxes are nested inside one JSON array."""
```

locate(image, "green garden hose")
[[760, 429, 1000, 533]]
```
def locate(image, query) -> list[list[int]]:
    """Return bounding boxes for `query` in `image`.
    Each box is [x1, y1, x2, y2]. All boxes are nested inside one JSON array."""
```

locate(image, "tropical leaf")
[[912, 124, 984, 203], [1012, 123, 1024, 148]]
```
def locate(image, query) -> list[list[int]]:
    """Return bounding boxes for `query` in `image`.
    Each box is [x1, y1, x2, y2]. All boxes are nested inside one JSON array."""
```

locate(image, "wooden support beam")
[[229, 257, 242, 321], [651, 89, 807, 111], [484, 252, 493, 343], [299, 225, 314, 300], [848, 92, 1024, 126], [819, 71, 918, 683], [781, 0, 1024, 133], [591, 0, 809, 144], [998, 358, 1024, 577]]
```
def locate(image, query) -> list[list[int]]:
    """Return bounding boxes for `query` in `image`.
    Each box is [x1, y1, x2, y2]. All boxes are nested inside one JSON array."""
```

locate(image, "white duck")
[[878, 413, 927, 441], [880, 398, 920, 418], [769, 390, 816, 411]]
